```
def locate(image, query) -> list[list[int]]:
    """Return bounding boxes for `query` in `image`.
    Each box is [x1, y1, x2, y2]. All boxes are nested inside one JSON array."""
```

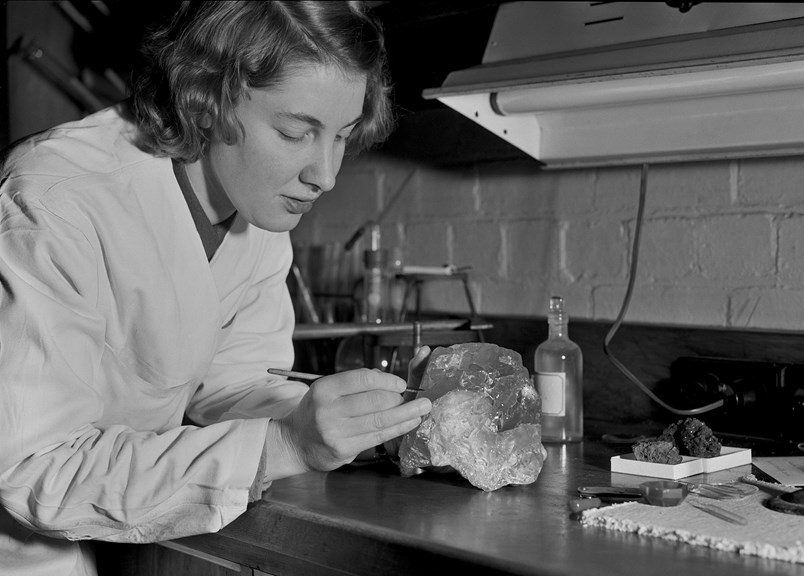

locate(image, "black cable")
[[603, 163, 724, 416]]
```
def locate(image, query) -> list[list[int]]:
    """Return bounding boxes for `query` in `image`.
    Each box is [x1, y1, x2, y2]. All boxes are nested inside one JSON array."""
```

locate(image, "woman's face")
[[202, 63, 367, 232]]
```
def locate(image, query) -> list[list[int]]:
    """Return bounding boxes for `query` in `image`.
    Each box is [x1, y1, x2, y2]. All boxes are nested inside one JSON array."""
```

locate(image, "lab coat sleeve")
[[0, 208, 269, 543], [186, 230, 309, 425]]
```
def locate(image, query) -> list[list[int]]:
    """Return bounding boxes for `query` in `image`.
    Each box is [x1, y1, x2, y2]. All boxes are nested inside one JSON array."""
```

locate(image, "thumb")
[[405, 345, 431, 398]]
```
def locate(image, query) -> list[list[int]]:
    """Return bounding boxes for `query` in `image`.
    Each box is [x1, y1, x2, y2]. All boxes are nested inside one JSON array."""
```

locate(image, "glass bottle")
[[362, 224, 391, 324], [534, 296, 583, 442]]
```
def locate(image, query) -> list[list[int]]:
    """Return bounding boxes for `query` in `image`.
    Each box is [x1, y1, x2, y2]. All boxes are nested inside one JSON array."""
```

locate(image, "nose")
[[300, 139, 340, 193]]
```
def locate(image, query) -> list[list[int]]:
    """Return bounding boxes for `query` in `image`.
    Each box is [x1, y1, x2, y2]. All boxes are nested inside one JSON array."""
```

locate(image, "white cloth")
[[581, 488, 804, 564], [0, 107, 309, 575]]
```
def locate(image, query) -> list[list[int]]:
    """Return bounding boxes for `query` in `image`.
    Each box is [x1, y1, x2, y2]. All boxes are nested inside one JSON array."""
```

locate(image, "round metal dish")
[[767, 488, 804, 516]]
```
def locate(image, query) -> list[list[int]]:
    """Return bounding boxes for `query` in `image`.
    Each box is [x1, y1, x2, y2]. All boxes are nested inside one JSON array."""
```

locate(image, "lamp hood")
[[422, 2, 804, 169]]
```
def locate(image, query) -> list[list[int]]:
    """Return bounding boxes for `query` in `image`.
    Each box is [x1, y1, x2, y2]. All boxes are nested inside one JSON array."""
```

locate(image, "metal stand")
[[396, 271, 485, 343]]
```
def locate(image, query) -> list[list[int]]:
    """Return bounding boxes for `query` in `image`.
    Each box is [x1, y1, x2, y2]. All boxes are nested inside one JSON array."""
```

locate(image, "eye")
[[278, 130, 309, 143]]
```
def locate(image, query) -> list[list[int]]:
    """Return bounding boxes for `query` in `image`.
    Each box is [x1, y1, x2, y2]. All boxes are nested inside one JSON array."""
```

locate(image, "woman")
[[0, 2, 432, 574]]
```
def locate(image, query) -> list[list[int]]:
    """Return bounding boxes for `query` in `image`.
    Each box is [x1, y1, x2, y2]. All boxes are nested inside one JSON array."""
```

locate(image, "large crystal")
[[398, 343, 546, 491]]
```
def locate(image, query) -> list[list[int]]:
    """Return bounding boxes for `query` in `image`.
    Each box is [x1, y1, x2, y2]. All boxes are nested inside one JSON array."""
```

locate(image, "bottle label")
[[535, 371, 566, 416]]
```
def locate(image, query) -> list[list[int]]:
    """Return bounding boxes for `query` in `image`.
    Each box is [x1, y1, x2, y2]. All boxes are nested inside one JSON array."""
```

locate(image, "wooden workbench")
[[121, 441, 800, 576]]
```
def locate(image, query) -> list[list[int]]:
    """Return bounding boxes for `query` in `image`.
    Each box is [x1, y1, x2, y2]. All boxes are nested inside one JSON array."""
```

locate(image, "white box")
[[610, 446, 752, 479], [701, 446, 753, 472]]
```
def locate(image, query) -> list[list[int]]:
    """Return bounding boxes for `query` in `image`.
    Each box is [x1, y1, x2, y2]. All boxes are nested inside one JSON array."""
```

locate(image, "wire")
[[602, 163, 725, 416], [344, 169, 416, 251]]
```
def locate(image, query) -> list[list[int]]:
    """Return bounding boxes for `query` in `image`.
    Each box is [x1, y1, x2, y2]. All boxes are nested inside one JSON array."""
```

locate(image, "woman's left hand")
[[380, 345, 432, 458]]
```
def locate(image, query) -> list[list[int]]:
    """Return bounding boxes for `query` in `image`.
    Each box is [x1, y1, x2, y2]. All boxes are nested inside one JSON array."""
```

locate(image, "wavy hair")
[[130, 1, 393, 162]]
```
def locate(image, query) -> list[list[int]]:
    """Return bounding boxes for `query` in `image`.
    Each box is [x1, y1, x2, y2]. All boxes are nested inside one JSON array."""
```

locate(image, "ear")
[[200, 113, 213, 129]]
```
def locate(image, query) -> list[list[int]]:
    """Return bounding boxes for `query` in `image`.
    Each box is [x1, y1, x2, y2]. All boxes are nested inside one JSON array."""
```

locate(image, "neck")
[[183, 160, 236, 225], [548, 319, 567, 338]]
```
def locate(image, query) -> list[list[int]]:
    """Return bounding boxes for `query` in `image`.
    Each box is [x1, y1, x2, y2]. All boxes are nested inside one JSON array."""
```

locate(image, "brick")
[[412, 164, 478, 218], [729, 288, 804, 330], [376, 164, 421, 223], [416, 276, 481, 316], [505, 220, 560, 281], [563, 218, 627, 281], [593, 165, 642, 214], [422, 273, 591, 319], [475, 279, 550, 317], [453, 221, 503, 277], [739, 156, 804, 207], [778, 216, 804, 284], [637, 218, 696, 280], [290, 241, 359, 296], [377, 222, 405, 255], [316, 224, 362, 247], [529, 287, 591, 319], [478, 162, 595, 218], [697, 215, 775, 282], [405, 221, 451, 267], [318, 170, 379, 226], [338, 155, 416, 181], [293, 150, 804, 331], [593, 284, 728, 326], [643, 162, 731, 213]]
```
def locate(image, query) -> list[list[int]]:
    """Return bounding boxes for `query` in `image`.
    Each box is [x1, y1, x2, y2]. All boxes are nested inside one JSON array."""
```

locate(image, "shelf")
[[293, 319, 493, 341]]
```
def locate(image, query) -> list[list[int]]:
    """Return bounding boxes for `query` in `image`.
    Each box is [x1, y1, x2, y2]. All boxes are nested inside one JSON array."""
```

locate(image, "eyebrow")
[[278, 111, 363, 130]]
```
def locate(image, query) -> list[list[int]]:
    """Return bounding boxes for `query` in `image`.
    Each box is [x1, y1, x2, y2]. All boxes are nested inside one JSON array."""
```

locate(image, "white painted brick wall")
[[290, 154, 804, 331], [698, 215, 775, 281]]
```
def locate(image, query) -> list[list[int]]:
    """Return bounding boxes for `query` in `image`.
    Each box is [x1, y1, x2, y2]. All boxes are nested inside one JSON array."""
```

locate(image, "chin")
[[247, 211, 302, 233]]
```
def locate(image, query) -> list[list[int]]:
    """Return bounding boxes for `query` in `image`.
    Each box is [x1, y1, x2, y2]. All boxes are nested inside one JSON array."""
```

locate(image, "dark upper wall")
[[3, 1, 523, 163], [371, 0, 532, 165], [3, 0, 178, 146]]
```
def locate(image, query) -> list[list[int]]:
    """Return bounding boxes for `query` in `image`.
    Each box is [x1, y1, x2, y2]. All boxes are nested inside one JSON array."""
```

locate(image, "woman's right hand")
[[274, 368, 431, 473]]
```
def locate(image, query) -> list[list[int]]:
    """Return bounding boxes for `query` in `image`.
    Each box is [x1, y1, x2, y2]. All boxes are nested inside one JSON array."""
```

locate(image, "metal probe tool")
[[267, 368, 421, 394]]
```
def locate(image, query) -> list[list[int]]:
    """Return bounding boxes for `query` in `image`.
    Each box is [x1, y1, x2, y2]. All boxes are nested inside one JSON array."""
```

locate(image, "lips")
[[281, 195, 315, 215]]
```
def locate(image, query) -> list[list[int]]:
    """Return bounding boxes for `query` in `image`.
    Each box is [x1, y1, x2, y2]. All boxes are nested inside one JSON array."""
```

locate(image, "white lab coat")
[[0, 107, 309, 575]]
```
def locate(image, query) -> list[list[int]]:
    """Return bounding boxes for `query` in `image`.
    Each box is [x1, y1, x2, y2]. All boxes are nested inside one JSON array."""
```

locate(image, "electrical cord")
[[344, 169, 416, 251], [602, 163, 725, 416]]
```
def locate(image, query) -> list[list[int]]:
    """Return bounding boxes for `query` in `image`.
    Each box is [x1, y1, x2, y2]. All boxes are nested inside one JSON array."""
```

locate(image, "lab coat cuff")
[[249, 441, 272, 502]]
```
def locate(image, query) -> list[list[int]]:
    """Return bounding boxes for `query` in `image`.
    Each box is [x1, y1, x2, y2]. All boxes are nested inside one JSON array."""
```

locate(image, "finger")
[[302, 409, 426, 471], [338, 397, 431, 437], [404, 346, 431, 401], [407, 345, 430, 384], [351, 417, 425, 453], [316, 368, 406, 396], [335, 388, 406, 418]]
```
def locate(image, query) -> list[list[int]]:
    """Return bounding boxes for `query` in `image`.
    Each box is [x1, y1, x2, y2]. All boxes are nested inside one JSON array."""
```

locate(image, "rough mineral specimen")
[[659, 417, 722, 458], [632, 439, 683, 464], [398, 343, 546, 491]]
